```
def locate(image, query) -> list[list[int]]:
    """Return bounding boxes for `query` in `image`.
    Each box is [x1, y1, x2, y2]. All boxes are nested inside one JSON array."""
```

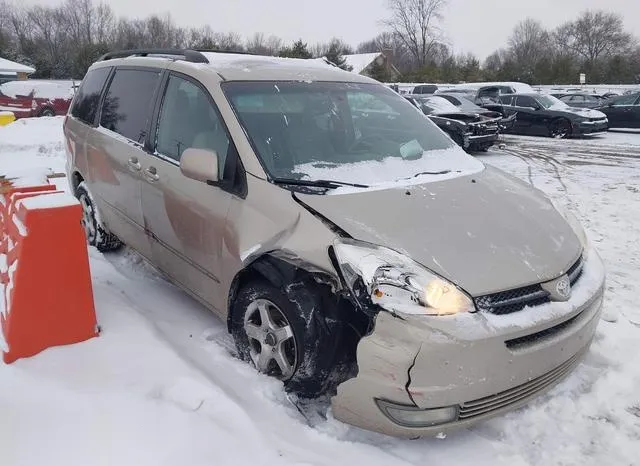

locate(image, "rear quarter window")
[[100, 68, 161, 143], [70, 67, 111, 125]]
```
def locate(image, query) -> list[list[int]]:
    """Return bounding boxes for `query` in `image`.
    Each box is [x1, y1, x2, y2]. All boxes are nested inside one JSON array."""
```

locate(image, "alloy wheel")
[[243, 298, 298, 380]]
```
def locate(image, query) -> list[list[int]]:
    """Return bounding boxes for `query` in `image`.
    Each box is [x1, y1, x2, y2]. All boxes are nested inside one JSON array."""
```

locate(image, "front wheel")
[[549, 118, 572, 139], [231, 281, 341, 396], [76, 182, 122, 252]]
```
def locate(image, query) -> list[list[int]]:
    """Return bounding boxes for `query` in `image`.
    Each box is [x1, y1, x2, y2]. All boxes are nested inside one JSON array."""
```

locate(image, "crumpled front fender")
[[330, 311, 422, 437]]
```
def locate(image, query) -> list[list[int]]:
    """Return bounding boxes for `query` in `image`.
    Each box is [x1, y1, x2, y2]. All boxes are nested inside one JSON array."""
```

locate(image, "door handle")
[[144, 166, 159, 182], [128, 157, 141, 171]]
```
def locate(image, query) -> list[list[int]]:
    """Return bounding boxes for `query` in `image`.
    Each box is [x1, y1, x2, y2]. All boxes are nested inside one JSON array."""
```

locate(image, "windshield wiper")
[[272, 178, 369, 189], [405, 170, 452, 179]]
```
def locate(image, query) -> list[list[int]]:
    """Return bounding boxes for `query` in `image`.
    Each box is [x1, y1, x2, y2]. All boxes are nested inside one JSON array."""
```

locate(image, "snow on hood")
[[293, 145, 485, 194], [548, 101, 607, 118], [568, 107, 607, 118]]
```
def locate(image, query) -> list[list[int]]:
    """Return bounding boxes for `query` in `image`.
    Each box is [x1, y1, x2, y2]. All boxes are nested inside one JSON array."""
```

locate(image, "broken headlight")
[[333, 239, 474, 316]]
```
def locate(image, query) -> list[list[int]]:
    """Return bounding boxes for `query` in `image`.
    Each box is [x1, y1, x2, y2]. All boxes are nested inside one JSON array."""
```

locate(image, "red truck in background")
[[0, 80, 78, 119]]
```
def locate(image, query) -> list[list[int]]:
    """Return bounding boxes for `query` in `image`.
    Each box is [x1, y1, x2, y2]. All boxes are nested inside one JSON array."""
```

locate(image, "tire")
[[76, 182, 122, 252], [231, 280, 341, 396], [549, 118, 572, 139], [39, 107, 55, 117]]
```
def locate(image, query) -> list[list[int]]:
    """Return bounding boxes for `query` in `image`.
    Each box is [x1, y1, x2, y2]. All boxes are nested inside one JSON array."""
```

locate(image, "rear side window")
[[499, 95, 513, 105], [71, 67, 111, 125], [100, 68, 161, 143], [515, 96, 538, 108]]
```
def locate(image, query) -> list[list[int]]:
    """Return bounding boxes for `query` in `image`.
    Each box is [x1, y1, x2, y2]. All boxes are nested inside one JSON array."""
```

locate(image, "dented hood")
[[295, 165, 582, 297]]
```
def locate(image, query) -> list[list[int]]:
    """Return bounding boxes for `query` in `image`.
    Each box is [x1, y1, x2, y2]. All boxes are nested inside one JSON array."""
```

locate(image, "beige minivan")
[[64, 49, 605, 438]]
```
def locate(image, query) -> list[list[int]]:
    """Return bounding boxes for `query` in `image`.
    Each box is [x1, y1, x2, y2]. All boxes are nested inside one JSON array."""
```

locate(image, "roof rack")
[[97, 48, 259, 64], [98, 49, 210, 64]]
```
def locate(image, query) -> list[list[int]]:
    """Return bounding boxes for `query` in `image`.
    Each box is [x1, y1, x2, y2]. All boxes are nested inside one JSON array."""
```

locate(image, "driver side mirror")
[[180, 148, 219, 185]]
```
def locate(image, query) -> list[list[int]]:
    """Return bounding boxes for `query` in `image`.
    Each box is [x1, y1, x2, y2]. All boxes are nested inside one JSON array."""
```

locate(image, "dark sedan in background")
[[485, 93, 609, 138], [596, 92, 640, 128], [557, 93, 608, 109], [405, 94, 501, 152]]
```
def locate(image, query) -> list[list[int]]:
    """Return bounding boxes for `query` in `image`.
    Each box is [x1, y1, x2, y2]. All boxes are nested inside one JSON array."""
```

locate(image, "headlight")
[[333, 239, 474, 316]]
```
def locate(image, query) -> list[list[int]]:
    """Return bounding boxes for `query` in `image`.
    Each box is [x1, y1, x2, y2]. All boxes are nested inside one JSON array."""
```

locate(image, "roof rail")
[[193, 49, 258, 56], [97, 49, 210, 64]]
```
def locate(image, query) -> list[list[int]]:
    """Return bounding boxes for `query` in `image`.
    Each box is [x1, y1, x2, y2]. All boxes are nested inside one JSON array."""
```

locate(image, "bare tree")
[[212, 31, 244, 51], [508, 19, 550, 65], [555, 10, 634, 67], [383, 0, 447, 67]]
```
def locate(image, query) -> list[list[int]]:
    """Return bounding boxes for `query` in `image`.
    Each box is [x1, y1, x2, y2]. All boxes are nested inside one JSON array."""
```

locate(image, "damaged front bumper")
[[331, 252, 605, 438]]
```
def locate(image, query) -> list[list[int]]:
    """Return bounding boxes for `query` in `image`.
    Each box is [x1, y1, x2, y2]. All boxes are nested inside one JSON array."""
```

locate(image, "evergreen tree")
[[279, 39, 312, 59], [367, 59, 391, 82], [324, 39, 352, 71]]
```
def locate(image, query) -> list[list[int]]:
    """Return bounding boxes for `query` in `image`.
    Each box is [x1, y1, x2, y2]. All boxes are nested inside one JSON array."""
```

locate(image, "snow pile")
[[0, 117, 66, 176]]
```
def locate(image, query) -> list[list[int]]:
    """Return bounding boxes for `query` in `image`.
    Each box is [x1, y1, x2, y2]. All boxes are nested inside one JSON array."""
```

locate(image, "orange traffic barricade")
[[1, 176, 98, 363]]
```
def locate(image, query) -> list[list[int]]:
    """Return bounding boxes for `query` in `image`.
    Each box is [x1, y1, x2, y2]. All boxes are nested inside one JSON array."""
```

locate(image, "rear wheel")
[[76, 182, 122, 252], [39, 107, 55, 117], [549, 118, 572, 139]]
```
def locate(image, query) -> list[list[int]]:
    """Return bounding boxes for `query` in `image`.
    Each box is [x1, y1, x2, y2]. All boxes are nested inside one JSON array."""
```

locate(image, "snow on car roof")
[[94, 53, 374, 83], [0, 80, 76, 99]]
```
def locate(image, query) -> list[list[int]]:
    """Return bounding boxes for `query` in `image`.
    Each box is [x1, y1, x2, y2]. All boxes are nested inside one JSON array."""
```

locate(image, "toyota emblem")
[[555, 277, 571, 300]]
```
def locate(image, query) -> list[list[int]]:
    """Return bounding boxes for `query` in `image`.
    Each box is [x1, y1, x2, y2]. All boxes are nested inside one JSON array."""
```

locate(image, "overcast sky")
[[27, 0, 640, 59]]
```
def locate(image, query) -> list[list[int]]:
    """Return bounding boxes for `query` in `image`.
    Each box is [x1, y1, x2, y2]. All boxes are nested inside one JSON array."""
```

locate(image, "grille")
[[458, 349, 585, 420], [505, 309, 584, 350], [475, 255, 584, 315], [471, 123, 499, 136]]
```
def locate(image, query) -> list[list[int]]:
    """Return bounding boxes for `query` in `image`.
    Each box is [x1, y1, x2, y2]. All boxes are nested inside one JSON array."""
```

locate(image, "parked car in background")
[[488, 93, 609, 138], [0, 80, 76, 119], [472, 83, 535, 105], [558, 93, 607, 109], [405, 94, 501, 151], [602, 92, 620, 99], [436, 92, 517, 132], [412, 84, 439, 95], [595, 92, 640, 128], [432, 93, 503, 117]]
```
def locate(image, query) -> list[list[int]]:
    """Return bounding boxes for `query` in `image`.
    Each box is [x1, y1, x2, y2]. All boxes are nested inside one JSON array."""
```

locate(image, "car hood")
[[557, 106, 607, 119], [295, 165, 582, 297]]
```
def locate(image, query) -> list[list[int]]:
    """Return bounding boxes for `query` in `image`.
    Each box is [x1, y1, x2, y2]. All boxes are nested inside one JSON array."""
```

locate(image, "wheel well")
[[227, 254, 335, 332], [227, 252, 373, 393], [71, 172, 84, 195], [39, 106, 55, 116]]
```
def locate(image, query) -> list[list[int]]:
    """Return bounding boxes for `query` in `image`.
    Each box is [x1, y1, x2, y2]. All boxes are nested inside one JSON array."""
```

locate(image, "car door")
[[512, 96, 539, 134], [139, 72, 243, 312], [602, 93, 639, 128], [630, 95, 640, 128], [88, 66, 163, 259]]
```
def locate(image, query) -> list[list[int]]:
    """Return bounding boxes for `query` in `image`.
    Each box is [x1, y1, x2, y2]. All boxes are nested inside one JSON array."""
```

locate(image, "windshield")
[[536, 95, 567, 109], [223, 81, 482, 187]]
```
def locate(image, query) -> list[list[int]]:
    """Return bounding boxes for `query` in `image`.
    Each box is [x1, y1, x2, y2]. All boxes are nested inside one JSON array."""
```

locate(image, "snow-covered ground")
[[1, 117, 639, 466]]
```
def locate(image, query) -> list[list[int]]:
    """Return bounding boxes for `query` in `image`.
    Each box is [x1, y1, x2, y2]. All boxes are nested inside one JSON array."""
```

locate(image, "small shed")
[[0, 57, 36, 81]]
